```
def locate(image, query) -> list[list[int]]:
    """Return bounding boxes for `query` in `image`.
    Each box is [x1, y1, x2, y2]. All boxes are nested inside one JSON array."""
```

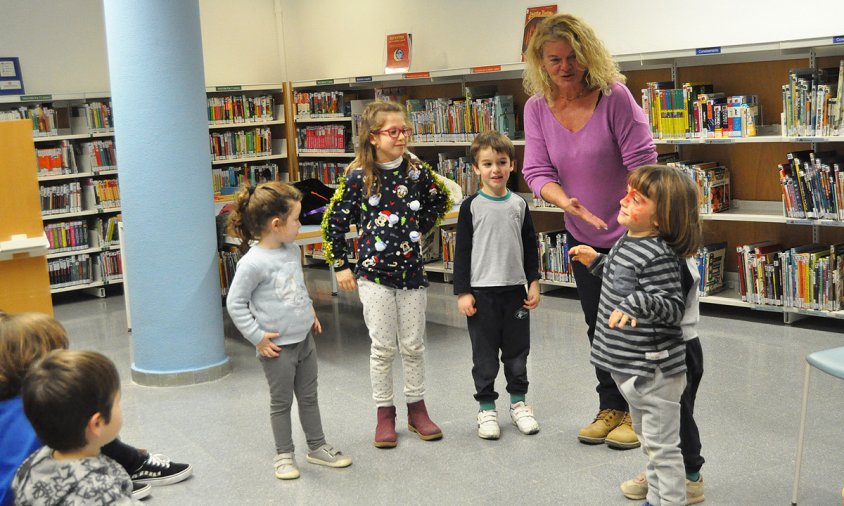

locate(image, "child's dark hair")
[[469, 130, 516, 164], [227, 181, 302, 253], [627, 165, 702, 257], [0, 312, 69, 400], [348, 100, 422, 197], [22, 350, 120, 452]]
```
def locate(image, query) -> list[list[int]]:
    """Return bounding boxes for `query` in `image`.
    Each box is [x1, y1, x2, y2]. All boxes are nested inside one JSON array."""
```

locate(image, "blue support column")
[[103, 0, 230, 385]]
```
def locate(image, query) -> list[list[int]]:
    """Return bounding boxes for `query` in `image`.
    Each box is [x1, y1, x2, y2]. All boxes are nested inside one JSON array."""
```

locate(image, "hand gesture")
[[257, 332, 282, 358], [608, 309, 637, 329], [336, 269, 357, 291], [569, 245, 598, 266], [523, 281, 540, 310], [457, 293, 477, 317], [562, 197, 608, 230]]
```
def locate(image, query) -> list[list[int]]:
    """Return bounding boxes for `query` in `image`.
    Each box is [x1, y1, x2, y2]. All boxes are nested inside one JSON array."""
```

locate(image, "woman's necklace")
[[559, 86, 587, 102]]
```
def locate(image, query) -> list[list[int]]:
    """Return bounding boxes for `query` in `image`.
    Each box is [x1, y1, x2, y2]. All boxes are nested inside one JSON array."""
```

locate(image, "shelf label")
[[695, 47, 721, 55], [214, 86, 241, 92], [834, 35, 844, 44], [20, 94, 52, 102], [794, 137, 818, 143], [316, 79, 335, 85], [404, 71, 430, 79], [706, 138, 732, 144], [472, 65, 501, 74], [354, 76, 373, 83]]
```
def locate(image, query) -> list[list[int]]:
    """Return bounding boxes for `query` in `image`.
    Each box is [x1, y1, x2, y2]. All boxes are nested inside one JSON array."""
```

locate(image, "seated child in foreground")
[[12, 350, 140, 505]]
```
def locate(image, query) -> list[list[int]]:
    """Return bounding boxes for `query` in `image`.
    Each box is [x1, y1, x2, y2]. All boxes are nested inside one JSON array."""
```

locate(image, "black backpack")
[[293, 178, 336, 225]]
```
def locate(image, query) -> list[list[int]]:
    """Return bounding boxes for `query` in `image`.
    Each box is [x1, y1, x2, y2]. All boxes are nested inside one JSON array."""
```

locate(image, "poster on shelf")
[[521, 5, 558, 62], [0, 57, 25, 95], [385, 33, 412, 74]]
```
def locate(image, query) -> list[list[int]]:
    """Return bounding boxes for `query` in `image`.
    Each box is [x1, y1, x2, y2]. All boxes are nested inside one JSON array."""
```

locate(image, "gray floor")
[[52, 267, 844, 506]]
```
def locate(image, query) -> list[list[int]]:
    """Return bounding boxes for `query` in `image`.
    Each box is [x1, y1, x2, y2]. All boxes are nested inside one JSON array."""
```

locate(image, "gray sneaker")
[[273, 453, 300, 480], [306, 444, 352, 468]]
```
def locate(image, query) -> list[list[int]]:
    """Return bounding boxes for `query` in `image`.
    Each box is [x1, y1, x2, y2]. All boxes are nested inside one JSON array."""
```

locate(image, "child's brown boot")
[[374, 406, 398, 448], [407, 400, 443, 441]]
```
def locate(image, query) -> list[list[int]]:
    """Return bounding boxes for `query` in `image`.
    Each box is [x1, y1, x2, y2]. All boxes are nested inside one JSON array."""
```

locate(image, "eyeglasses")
[[373, 127, 413, 139]]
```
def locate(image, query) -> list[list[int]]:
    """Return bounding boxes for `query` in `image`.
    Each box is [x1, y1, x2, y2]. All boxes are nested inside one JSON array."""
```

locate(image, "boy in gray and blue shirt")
[[454, 131, 542, 440]]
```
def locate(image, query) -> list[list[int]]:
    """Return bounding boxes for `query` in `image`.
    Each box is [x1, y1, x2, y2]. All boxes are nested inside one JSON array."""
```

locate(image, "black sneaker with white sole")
[[132, 482, 152, 500], [129, 454, 193, 486]]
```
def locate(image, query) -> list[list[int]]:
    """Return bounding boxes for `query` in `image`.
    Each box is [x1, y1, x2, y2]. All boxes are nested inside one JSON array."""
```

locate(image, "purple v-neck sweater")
[[523, 82, 656, 248]]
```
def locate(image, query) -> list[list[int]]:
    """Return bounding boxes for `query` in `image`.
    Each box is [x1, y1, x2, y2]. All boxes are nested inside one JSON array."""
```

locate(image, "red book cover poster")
[[385, 33, 412, 74], [521, 5, 558, 62]]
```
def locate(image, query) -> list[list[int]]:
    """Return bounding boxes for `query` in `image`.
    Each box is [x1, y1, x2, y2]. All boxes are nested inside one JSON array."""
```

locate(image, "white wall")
[[0, 0, 284, 94], [280, 0, 844, 81]]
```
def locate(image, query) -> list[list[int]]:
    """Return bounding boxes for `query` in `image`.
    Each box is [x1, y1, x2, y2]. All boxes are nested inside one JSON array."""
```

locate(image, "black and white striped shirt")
[[588, 234, 686, 377]]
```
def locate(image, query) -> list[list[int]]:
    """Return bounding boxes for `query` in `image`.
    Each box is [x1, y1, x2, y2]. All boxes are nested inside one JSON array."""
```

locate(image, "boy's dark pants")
[[681, 337, 705, 473], [467, 286, 530, 404]]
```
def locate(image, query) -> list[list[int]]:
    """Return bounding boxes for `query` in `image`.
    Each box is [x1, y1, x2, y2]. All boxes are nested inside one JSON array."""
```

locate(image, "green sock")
[[479, 401, 495, 411], [686, 472, 700, 482], [510, 394, 525, 406]]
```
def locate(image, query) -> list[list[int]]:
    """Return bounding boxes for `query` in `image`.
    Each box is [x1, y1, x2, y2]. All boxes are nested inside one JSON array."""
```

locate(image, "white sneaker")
[[477, 409, 500, 440], [273, 453, 300, 480], [510, 401, 539, 435]]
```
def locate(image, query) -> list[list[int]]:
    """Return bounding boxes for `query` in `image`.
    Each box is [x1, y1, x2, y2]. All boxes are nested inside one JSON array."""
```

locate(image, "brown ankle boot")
[[407, 400, 443, 441], [374, 406, 397, 448]]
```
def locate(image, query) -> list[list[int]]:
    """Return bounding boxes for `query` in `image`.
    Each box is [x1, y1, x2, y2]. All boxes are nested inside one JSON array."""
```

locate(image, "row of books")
[[781, 62, 844, 137], [531, 197, 558, 209], [78, 102, 112, 131], [218, 250, 241, 296], [89, 178, 120, 209], [45, 220, 89, 253], [294, 91, 346, 118], [44, 216, 121, 253], [209, 127, 272, 161], [81, 140, 117, 170], [642, 82, 759, 139], [47, 254, 92, 288], [406, 95, 515, 143], [299, 161, 348, 185], [7, 105, 58, 135], [99, 250, 123, 280], [538, 231, 574, 283], [36, 140, 118, 177], [208, 94, 275, 124], [440, 228, 456, 270], [736, 241, 844, 311], [778, 149, 844, 220], [36, 141, 76, 176], [99, 215, 121, 245], [695, 242, 727, 296], [436, 153, 479, 197], [212, 163, 280, 195], [296, 125, 348, 153], [666, 161, 731, 214], [40, 182, 82, 215]]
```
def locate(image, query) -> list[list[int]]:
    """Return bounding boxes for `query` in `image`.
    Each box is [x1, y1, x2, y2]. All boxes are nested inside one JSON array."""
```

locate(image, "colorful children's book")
[[385, 33, 412, 74], [521, 5, 557, 62]]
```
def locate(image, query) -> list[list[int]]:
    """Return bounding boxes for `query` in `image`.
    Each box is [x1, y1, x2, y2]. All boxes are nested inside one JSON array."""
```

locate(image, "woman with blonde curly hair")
[[521, 13, 657, 451]]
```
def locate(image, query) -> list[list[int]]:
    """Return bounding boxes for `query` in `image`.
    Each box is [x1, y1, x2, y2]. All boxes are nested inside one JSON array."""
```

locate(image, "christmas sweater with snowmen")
[[322, 157, 451, 289]]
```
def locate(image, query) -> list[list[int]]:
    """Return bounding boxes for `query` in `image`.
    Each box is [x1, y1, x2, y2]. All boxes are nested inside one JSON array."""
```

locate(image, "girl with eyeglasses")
[[322, 101, 451, 448]]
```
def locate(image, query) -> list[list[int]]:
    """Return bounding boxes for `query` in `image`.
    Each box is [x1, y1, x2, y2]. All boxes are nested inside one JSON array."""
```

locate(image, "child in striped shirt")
[[570, 165, 702, 506]]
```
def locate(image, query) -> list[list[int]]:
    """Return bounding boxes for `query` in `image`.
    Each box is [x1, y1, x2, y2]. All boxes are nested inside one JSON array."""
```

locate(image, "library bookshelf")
[[0, 93, 124, 298], [207, 83, 295, 207], [290, 36, 844, 323]]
